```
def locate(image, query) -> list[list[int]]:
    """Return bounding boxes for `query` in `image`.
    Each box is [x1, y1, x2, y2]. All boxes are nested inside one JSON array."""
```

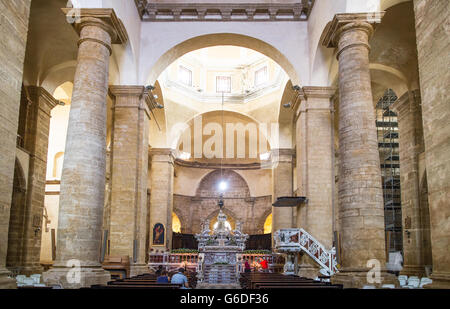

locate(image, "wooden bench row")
[[240, 273, 343, 289], [90, 272, 197, 289]]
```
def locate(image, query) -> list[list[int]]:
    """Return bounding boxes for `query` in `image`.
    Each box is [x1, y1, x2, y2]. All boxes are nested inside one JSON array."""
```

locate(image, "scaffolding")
[[376, 89, 402, 253]]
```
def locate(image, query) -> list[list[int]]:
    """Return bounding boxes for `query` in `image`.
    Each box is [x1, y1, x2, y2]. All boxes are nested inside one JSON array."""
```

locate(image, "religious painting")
[[152, 223, 165, 246]]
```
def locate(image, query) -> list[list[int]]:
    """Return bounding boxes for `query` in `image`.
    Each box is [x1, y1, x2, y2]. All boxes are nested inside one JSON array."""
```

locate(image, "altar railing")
[[148, 252, 285, 274], [236, 254, 285, 273], [148, 253, 199, 273]]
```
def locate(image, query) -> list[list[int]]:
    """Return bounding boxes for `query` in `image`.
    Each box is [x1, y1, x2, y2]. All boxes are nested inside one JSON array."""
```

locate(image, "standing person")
[[171, 268, 189, 289], [156, 270, 169, 283], [244, 258, 251, 273], [261, 257, 269, 273]]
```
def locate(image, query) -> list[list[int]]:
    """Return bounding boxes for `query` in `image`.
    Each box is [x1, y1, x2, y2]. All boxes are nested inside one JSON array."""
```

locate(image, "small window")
[[178, 65, 192, 86], [216, 76, 231, 93], [254, 66, 268, 87]]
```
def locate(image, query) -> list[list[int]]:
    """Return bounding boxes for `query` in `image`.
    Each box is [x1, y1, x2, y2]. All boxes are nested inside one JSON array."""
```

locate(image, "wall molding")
[[134, 1, 315, 22]]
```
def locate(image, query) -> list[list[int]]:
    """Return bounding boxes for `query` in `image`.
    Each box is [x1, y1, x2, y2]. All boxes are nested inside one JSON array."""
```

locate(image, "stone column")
[[108, 86, 150, 276], [322, 13, 394, 288], [0, 0, 32, 289], [149, 148, 174, 251], [271, 149, 294, 237], [20, 87, 58, 275], [295, 87, 335, 278], [43, 9, 127, 288], [413, 0, 450, 289], [391, 90, 427, 276]]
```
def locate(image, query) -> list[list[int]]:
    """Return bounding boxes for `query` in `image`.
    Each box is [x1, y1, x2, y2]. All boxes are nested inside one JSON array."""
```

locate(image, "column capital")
[[271, 148, 295, 164], [302, 86, 337, 99], [297, 86, 336, 114], [109, 85, 147, 98], [321, 12, 385, 49], [61, 8, 128, 45], [109, 85, 151, 117], [149, 148, 175, 163]]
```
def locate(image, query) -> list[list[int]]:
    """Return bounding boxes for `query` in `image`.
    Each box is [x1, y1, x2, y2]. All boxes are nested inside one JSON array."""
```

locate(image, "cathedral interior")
[[0, 0, 449, 290]]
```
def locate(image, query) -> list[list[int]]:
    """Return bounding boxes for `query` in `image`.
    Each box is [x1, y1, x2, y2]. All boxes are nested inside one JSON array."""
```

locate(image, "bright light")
[[218, 180, 228, 191], [259, 152, 271, 160], [213, 221, 231, 231]]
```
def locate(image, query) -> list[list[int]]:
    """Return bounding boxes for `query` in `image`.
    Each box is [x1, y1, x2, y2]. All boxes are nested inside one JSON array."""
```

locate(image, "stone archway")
[[6, 159, 28, 273], [146, 33, 301, 87]]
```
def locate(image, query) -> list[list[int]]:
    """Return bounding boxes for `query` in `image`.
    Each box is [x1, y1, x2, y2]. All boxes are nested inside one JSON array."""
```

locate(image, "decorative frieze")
[[134, 1, 315, 22]]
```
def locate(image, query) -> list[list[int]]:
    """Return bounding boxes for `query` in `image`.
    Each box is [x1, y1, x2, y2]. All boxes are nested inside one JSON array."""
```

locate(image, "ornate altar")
[[195, 209, 248, 284]]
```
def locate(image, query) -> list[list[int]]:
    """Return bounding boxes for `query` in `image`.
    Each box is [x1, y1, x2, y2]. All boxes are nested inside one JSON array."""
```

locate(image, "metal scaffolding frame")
[[376, 89, 402, 253]]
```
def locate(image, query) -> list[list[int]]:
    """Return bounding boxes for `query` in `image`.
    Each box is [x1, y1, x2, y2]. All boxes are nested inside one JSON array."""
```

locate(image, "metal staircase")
[[274, 228, 338, 276]]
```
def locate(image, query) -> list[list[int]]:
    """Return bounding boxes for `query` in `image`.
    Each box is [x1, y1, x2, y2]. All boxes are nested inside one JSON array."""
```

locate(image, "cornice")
[[134, 1, 315, 22], [61, 8, 128, 45], [26, 86, 59, 110], [174, 158, 262, 170]]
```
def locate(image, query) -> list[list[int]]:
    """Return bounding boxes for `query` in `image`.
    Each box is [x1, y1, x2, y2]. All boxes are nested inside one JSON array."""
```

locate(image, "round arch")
[[145, 33, 301, 87], [195, 168, 251, 198]]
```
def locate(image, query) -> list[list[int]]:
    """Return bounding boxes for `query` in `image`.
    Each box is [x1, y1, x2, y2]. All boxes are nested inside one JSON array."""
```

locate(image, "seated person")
[[155, 265, 163, 276], [171, 268, 189, 289], [156, 270, 169, 283]]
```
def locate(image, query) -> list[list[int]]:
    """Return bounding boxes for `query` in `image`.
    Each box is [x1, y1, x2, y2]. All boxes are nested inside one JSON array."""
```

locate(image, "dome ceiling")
[[158, 45, 287, 103]]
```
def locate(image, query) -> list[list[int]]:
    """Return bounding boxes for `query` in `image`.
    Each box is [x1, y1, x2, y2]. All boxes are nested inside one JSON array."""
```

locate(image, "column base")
[[129, 264, 150, 277], [331, 268, 397, 288], [42, 266, 111, 289], [0, 269, 17, 289], [297, 263, 320, 279], [21, 265, 44, 277], [400, 265, 426, 277], [425, 272, 450, 289]]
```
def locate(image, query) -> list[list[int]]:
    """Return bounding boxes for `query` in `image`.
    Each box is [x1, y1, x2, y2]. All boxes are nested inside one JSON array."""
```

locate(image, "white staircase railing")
[[274, 228, 338, 276]]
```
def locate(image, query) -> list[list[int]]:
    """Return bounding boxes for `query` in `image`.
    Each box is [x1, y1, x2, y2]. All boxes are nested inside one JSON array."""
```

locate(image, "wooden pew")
[[239, 272, 343, 289]]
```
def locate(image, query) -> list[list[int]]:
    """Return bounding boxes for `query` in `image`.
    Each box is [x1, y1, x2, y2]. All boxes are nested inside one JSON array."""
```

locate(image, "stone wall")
[[413, 0, 450, 288], [173, 169, 272, 235], [0, 0, 31, 288]]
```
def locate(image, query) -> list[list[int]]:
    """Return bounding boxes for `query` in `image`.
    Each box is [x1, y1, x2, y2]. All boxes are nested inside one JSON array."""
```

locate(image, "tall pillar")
[[322, 13, 394, 288], [149, 149, 174, 251], [20, 87, 58, 275], [43, 9, 127, 288], [108, 86, 150, 276], [0, 0, 32, 289], [272, 149, 294, 237], [413, 0, 450, 289], [295, 87, 335, 277], [391, 90, 428, 276]]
